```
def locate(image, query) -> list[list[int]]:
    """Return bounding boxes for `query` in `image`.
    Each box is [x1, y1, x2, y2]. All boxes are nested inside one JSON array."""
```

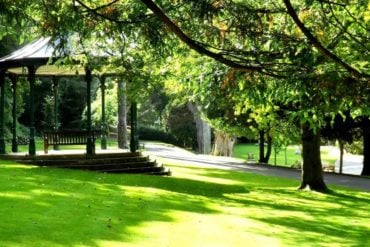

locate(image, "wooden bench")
[[322, 163, 335, 172], [43, 130, 98, 154], [247, 153, 255, 161]]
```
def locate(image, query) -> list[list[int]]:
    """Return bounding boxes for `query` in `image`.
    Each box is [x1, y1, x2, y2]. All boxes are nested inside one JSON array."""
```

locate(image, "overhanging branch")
[[140, 0, 267, 74], [283, 0, 366, 79]]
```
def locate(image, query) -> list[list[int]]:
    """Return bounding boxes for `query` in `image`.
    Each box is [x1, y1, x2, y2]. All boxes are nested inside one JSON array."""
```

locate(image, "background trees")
[[0, 0, 368, 191], [137, 0, 370, 190]]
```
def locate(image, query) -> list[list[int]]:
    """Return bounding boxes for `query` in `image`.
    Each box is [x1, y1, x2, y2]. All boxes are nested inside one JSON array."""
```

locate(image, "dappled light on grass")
[[0, 160, 368, 246]]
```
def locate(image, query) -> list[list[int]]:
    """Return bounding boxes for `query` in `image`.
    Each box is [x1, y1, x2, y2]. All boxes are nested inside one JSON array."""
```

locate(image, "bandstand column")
[[130, 102, 138, 153], [53, 76, 60, 150], [85, 67, 95, 155], [100, 75, 107, 150], [28, 66, 37, 156], [10, 75, 18, 152]]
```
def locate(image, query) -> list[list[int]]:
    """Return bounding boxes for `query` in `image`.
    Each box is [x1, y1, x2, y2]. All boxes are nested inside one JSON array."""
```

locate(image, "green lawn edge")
[[0, 159, 369, 247]]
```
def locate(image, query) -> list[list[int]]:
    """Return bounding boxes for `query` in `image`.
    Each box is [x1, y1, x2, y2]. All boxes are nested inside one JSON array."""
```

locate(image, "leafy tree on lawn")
[[10, 0, 369, 190], [138, 0, 370, 190]]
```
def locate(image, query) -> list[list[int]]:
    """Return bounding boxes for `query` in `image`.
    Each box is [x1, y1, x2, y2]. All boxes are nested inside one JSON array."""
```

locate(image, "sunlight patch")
[[0, 192, 31, 200]]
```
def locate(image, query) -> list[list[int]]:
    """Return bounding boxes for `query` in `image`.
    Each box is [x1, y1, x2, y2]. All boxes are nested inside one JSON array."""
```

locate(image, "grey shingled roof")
[[0, 37, 54, 69], [0, 37, 116, 76]]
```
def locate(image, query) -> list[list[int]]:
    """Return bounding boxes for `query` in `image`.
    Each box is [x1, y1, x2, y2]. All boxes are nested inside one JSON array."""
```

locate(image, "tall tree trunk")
[[264, 135, 273, 163], [361, 119, 370, 176], [187, 102, 212, 154], [258, 130, 265, 163], [338, 139, 344, 174], [258, 131, 272, 163], [299, 124, 328, 192], [212, 131, 235, 157], [117, 80, 128, 149]]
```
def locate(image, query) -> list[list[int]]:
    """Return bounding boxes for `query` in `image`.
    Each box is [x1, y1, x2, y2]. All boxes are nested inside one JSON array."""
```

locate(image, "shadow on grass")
[[0, 164, 248, 246], [167, 163, 298, 188], [0, 162, 369, 247], [235, 187, 370, 246]]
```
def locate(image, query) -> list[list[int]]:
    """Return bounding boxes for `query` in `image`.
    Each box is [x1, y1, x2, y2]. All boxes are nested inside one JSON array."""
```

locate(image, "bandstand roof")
[[0, 37, 114, 77]]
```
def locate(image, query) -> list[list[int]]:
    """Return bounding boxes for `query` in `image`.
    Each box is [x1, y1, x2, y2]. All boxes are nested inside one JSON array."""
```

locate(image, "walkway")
[[324, 145, 364, 175], [334, 154, 363, 175], [143, 142, 370, 192]]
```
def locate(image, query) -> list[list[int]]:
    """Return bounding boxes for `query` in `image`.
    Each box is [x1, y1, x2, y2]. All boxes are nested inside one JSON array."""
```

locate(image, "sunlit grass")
[[234, 144, 338, 167], [0, 159, 369, 246]]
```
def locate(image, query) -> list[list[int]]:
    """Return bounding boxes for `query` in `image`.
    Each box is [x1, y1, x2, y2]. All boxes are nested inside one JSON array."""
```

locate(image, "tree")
[[137, 0, 370, 191], [117, 79, 128, 149], [165, 103, 197, 149], [11, 0, 369, 191], [187, 102, 212, 154]]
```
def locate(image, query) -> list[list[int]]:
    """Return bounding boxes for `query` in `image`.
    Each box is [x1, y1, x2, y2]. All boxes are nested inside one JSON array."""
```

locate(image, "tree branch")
[[73, 0, 148, 25], [283, 0, 366, 78], [324, 1, 369, 52], [140, 0, 268, 74]]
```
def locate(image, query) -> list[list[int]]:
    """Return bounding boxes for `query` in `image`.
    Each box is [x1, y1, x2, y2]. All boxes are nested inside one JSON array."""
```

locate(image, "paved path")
[[325, 146, 364, 175], [334, 154, 363, 175], [143, 142, 370, 192]]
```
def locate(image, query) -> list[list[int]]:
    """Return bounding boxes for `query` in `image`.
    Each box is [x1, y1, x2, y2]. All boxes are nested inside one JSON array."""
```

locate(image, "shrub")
[[345, 140, 363, 155], [138, 126, 177, 144], [166, 104, 197, 150]]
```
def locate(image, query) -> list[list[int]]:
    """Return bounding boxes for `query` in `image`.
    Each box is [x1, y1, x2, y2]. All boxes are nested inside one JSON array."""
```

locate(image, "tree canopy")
[[0, 0, 369, 191]]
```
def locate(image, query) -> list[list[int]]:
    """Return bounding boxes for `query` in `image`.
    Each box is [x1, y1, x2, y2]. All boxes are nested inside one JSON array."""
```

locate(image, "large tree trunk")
[[117, 80, 128, 149], [187, 102, 212, 154], [212, 131, 235, 157], [258, 131, 272, 163], [299, 124, 328, 192], [361, 119, 370, 176], [265, 135, 272, 162]]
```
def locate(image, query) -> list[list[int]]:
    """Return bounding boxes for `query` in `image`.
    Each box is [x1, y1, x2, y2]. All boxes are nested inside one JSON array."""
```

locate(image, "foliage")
[[59, 77, 96, 129], [345, 140, 364, 155], [1, 0, 369, 187], [91, 77, 118, 128], [138, 0, 370, 131], [41, 95, 55, 130], [138, 87, 169, 129], [0, 38, 29, 138], [138, 126, 177, 144], [165, 104, 197, 149]]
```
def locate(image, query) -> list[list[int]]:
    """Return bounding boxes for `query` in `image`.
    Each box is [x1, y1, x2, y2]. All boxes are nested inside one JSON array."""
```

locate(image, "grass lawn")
[[233, 144, 338, 168], [0, 159, 369, 247]]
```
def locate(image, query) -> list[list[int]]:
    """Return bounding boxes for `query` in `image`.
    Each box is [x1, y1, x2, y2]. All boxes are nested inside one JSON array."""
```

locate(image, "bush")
[[166, 104, 197, 150], [345, 140, 363, 155], [138, 126, 177, 144]]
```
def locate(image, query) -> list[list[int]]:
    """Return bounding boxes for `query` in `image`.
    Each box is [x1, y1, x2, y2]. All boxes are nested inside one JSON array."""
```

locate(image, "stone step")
[[145, 168, 172, 176], [99, 165, 168, 174], [20, 156, 150, 167], [58, 161, 157, 170], [5, 151, 170, 176], [10, 152, 142, 161]]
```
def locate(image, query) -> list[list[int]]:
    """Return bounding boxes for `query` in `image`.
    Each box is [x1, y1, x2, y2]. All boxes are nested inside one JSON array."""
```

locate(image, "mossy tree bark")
[[187, 102, 212, 154], [212, 131, 235, 157]]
